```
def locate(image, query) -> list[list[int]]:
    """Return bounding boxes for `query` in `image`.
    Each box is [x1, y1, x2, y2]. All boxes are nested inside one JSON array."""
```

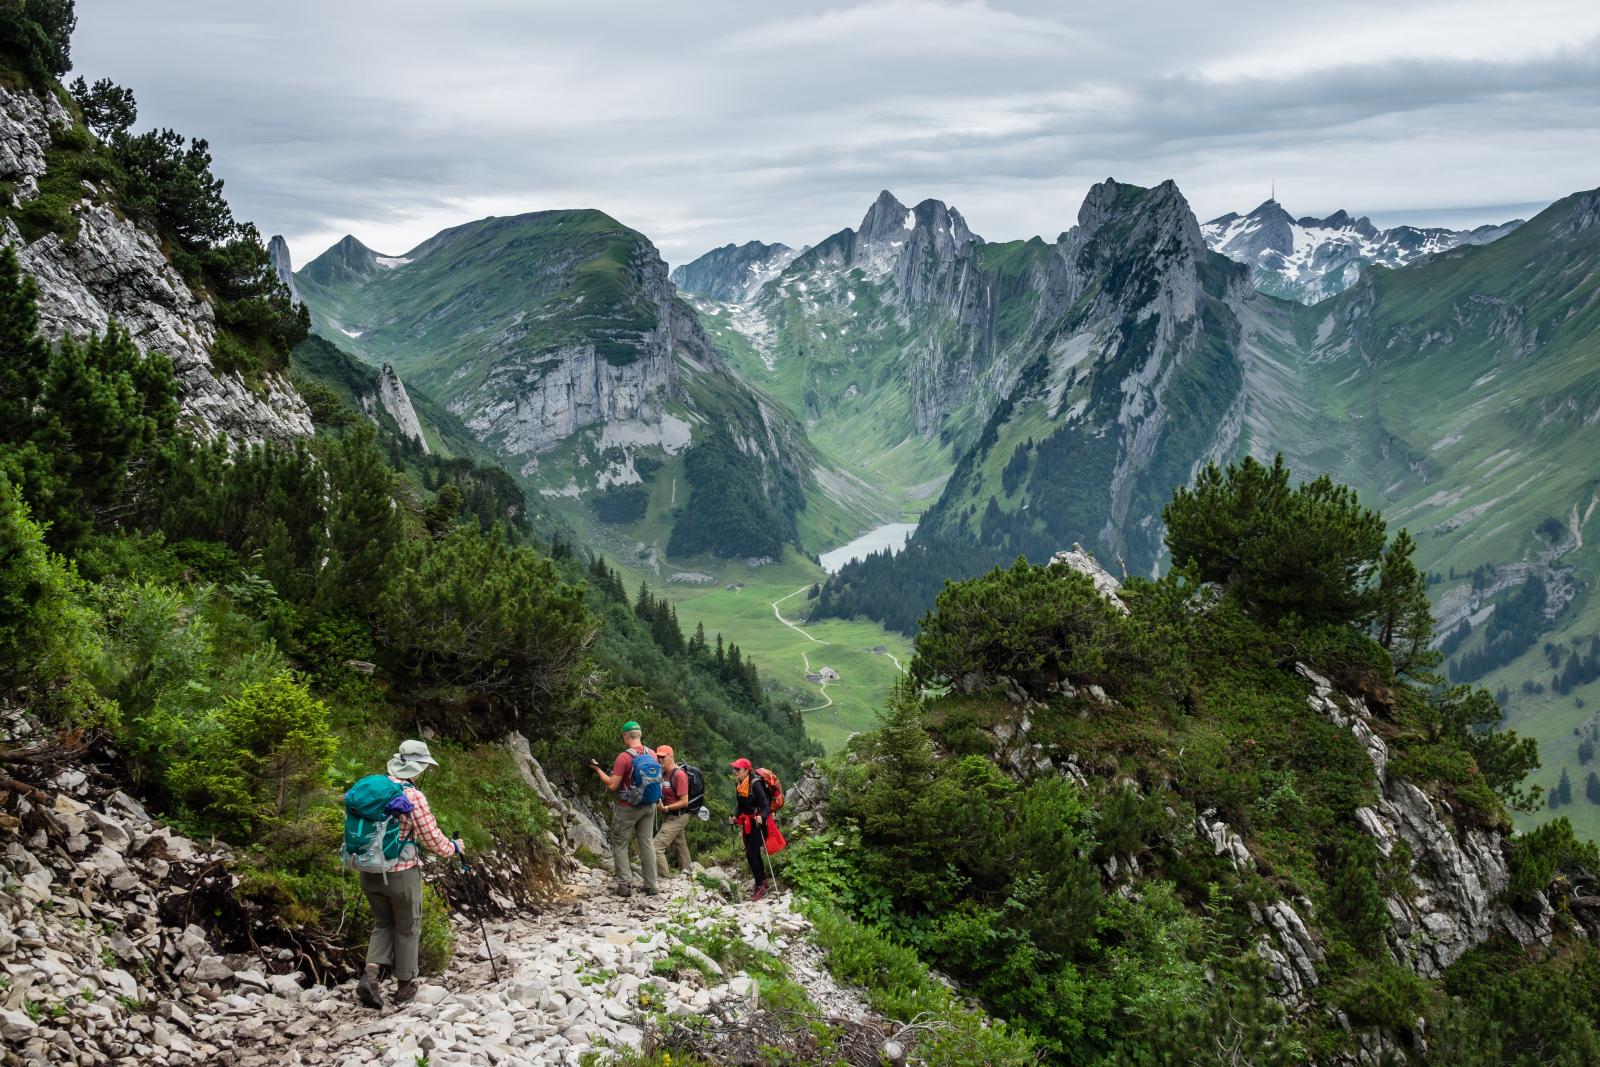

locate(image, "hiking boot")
[[393, 980, 418, 1005], [641, 885, 660, 896], [613, 883, 634, 897], [355, 970, 384, 1010], [750, 883, 768, 903]]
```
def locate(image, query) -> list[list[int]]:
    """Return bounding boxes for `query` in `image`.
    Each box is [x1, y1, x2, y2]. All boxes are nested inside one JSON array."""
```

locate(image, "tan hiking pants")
[[654, 811, 692, 877]]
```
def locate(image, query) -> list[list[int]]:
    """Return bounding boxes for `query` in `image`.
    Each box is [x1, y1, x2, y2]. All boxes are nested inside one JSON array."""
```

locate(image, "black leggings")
[[743, 828, 766, 885]]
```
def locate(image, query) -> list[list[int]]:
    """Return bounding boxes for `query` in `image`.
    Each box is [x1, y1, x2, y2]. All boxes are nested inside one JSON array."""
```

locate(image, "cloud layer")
[[72, 0, 1600, 269]]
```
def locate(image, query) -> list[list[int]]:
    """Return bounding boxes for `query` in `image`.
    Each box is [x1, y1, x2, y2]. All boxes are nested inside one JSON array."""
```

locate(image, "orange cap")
[[655, 744, 674, 758]]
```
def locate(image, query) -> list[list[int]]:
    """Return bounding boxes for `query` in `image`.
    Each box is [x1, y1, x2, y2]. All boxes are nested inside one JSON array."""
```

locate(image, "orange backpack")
[[757, 767, 785, 812]]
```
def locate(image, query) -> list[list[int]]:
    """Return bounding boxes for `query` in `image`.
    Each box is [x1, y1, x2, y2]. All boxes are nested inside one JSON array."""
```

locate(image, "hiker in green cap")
[[342, 739, 462, 1010], [589, 721, 663, 896]]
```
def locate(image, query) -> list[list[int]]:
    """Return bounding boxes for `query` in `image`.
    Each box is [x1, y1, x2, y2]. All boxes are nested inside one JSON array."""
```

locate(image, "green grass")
[[659, 554, 913, 752]]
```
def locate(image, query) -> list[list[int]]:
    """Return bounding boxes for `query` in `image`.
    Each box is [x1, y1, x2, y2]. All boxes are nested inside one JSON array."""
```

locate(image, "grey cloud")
[[68, 0, 1599, 268]]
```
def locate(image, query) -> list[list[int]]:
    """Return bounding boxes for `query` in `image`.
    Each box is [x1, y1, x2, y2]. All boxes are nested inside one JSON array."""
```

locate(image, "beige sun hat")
[[387, 739, 440, 780]]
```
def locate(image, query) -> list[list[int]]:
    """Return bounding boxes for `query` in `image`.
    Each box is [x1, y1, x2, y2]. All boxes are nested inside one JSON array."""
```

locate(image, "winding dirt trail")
[[773, 587, 835, 712]]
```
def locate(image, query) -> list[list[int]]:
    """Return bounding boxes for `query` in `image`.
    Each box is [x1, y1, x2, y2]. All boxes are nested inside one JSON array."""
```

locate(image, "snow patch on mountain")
[[1203, 199, 1523, 303]]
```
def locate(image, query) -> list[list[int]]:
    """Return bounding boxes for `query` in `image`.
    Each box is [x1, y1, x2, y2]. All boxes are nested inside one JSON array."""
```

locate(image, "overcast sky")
[[74, 0, 1600, 270]]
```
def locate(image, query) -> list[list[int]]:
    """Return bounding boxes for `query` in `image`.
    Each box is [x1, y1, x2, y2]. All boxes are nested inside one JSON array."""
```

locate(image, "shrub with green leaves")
[[911, 554, 1130, 695], [379, 524, 592, 725], [0, 0, 76, 85], [1165, 454, 1417, 634], [0, 246, 178, 551], [0, 472, 99, 714], [165, 672, 335, 832]]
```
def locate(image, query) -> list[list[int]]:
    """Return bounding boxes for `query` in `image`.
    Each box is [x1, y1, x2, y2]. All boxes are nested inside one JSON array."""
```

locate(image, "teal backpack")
[[341, 775, 416, 875]]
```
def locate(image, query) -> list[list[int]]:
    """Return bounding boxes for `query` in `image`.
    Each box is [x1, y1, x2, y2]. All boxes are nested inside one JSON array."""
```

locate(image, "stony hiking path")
[[234, 863, 872, 1067], [0, 727, 874, 1067]]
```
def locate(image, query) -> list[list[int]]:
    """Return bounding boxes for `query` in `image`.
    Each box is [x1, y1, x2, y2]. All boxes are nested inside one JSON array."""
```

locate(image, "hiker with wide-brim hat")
[[589, 721, 662, 897], [346, 739, 462, 1010], [729, 758, 771, 901]]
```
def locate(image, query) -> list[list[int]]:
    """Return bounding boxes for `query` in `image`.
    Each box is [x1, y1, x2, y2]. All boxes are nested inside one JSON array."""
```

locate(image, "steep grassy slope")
[[296, 211, 661, 399], [1283, 188, 1600, 832]]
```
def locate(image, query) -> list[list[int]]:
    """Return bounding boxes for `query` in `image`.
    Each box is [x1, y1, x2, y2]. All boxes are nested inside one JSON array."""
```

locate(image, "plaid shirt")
[[388, 778, 456, 872]]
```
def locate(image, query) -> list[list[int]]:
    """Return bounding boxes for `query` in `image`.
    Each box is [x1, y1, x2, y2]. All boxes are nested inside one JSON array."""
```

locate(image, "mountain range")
[[289, 211, 889, 566], [286, 173, 1600, 839], [1202, 198, 1523, 302], [670, 179, 1599, 835]]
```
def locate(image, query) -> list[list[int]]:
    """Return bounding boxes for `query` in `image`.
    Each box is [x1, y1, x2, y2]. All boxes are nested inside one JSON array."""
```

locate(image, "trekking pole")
[[759, 820, 778, 893], [451, 834, 499, 981]]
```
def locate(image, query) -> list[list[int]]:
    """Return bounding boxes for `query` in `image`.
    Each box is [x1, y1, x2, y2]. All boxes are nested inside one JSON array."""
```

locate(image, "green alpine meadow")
[[5, 2, 1600, 1065]]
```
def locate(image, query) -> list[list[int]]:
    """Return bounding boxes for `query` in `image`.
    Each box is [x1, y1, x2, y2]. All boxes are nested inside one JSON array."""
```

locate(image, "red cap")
[[729, 758, 753, 770]]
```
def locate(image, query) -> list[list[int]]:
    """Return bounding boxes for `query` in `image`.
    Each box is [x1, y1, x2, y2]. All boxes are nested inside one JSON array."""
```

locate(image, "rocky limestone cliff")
[[368, 362, 428, 452], [0, 84, 311, 444], [469, 243, 680, 460]]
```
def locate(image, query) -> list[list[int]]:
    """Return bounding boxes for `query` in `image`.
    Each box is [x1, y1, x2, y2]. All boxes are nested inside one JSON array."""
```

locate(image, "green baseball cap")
[[622, 720, 641, 732]]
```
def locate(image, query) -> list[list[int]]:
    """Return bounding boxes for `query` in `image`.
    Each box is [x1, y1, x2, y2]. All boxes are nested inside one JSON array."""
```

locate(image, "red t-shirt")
[[611, 747, 644, 806], [661, 766, 690, 808]]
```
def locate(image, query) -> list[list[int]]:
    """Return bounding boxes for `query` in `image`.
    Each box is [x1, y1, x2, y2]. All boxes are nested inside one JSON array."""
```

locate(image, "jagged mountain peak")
[[1073, 177, 1207, 259], [857, 189, 914, 244], [1202, 196, 1524, 303], [267, 234, 300, 304], [671, 239, 799, 303]]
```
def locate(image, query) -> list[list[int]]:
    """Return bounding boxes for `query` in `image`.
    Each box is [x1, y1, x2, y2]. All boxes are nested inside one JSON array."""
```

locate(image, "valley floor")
[[659, 556, 913, 751]]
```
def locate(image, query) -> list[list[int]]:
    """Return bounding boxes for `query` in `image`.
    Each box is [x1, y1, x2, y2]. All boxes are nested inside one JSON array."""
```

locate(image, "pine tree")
[[634, 581, 653, 620], [1586, 772, 1600, 805], [1, 307, 177, 549], [318, 422, 403, 614], [1558, 767, 1573, 806], [1580, 738, 1595, 765], [1372, 529, 1438, 675]]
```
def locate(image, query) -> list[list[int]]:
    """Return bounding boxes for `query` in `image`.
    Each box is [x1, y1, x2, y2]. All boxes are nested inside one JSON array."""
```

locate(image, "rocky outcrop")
[[459, 239, 681, 460], [1298, 665, 1554, 977], [371, 362, 428, 453], [504, 733, 607, 858], [1052, 544, 1129, 613], [267, 235, 300, 304], [0, 83, 311, 444]]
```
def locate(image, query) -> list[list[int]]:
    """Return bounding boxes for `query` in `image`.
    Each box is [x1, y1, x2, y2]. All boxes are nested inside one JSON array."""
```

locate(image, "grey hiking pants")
[[360, 866, 423, 981], [610, 803, 658, 891]]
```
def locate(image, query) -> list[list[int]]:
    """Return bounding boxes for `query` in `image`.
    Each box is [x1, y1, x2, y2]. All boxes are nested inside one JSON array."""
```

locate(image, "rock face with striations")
[[369, 362, 429, 452], [294, 211, 687, 462], [266, 234, 300, 304], [0, 83, 311, 444]]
